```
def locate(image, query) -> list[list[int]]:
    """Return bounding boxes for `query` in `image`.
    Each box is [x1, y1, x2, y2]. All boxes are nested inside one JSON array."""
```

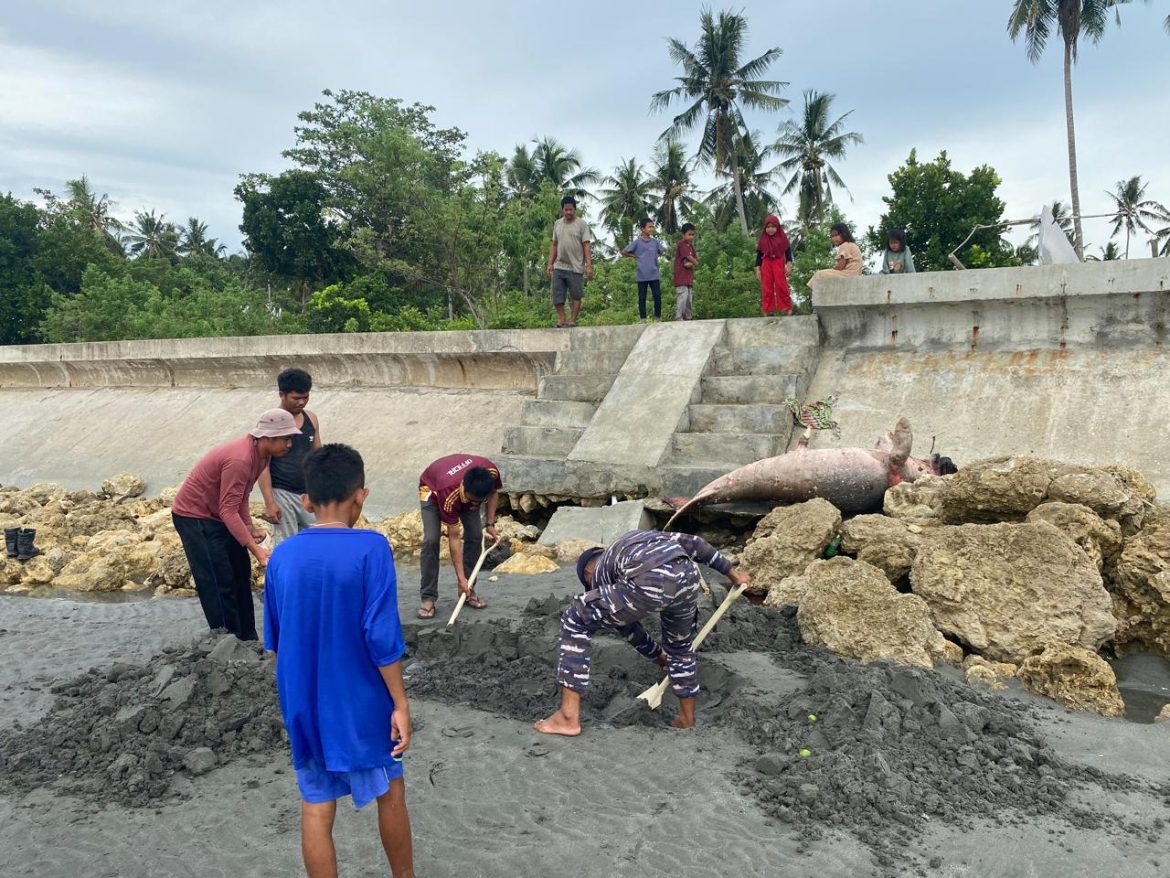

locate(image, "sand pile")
[[0, 632, 284, 806]]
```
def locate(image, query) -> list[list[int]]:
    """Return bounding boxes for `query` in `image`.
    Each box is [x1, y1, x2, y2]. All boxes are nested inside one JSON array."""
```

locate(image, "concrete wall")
[[806, 258, 1170, 496]]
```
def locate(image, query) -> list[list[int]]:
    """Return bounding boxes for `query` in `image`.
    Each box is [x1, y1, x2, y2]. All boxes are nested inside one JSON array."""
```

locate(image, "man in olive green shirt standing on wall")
[[546, 195, 593, 328]]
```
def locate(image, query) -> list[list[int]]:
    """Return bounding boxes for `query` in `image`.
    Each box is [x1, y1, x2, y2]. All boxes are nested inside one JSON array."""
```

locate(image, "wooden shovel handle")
[[445, 534, 504, 628]]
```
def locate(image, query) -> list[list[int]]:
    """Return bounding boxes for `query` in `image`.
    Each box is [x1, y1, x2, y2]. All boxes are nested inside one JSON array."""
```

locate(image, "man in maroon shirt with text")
[[171, 409, 301, 640], [416, 454, 502, 619]]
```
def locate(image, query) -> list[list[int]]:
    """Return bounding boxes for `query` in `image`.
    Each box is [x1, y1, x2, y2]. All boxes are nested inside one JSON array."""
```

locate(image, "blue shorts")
[[295, 759, 404, 809]]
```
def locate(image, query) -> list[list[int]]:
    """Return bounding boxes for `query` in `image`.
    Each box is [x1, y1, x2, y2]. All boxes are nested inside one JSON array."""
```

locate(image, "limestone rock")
[[53, 530, 162, 592], [910, 521, 1116, 663], [19, 556, 56, 586], [512, 541, 557, 559], [158, 484, 181, 506], [1156, 704, 1170, 724], [101, 474, 146, 501], [740, 499, 841, 596], [554, 539, 601, 564], [494, 515, 541, 542], [883, 475, 948, 525], [494, 554, 559, 575], [1109, 517, 1170, 656], [1025, 502, 1122, 572], [795, 557, 949, 669], [963, 655, 1018, 691], [762, 570, 813, 610], [1, 559, 23, 588], [939, 457, 1061, 523], [840, 514, 921, 582], [938, 641, 965, 667], [1047, 470, 1147, 528], [1017, 643, 1126, 717], [376, 511, 448, 560]]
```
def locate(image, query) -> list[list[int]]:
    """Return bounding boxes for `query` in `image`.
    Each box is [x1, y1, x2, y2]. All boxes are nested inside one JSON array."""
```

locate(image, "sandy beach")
[[1, 563, 1168, 878]]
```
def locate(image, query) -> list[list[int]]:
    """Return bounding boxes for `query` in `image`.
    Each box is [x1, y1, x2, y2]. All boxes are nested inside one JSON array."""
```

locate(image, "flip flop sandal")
[[465, 594, 486, 609], [417, 604, 436, 619]]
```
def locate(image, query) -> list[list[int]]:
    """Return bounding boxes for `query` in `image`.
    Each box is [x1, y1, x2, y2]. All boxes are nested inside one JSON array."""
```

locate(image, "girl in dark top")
[[880, 228, 916, 274], [754, 214, 793, 316]]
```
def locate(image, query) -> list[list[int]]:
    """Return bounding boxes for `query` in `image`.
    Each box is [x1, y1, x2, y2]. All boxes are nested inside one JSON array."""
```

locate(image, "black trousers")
[[172, 513, 257, 641], [637, 279, 662, 319], [419, 502, 483, 604]]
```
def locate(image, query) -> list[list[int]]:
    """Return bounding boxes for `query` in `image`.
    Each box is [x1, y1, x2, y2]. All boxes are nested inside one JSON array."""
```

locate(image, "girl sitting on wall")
[[809, 223, 863, 291]]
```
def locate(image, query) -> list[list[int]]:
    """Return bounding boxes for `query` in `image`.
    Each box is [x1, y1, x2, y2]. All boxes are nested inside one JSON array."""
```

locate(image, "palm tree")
[[530, 136, 599, 199], [64, 175, 125, 253], [124, 210, 179, 259], [772, 90, 863, 231], [1026, 199, 1075, 248], [177, 217, 225, 258], [1105, 176, 1167, 258], [1086, 241, 1123, 260], [649, 140, 698, 234], [704, 129, 780, 233], [650, 8, 788, 235], [599, 158, 654, 247], [505, 144, 541, 199], [1008, 0, 1133, 259]]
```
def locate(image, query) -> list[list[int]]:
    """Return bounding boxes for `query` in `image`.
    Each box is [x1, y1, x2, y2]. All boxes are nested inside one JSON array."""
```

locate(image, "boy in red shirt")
[[673, 223, 699, 321], [416, 454, 502, 619]]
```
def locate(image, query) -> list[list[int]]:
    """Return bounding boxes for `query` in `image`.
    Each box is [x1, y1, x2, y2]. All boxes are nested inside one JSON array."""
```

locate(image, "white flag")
[[1036, 205, 1079, 265]]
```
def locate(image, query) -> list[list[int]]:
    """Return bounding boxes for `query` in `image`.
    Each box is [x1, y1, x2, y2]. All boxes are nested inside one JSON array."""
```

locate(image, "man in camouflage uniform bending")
[[534, 529, 752, 737]]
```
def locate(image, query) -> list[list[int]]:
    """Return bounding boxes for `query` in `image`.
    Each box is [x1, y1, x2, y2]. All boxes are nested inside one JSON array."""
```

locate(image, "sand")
[[1, 564, 1169, 878]]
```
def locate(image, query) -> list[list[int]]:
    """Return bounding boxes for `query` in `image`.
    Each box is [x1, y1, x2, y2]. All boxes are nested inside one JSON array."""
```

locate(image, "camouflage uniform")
[[556, 530, 734, 699]]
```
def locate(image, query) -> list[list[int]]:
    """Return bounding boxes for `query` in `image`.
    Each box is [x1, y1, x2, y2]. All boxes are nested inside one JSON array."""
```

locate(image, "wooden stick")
[[636, 582, 748, 710], [445, 534, 504, 628]]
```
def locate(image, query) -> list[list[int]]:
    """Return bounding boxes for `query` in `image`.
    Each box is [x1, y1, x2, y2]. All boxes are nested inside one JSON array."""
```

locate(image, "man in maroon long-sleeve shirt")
[[172, 409, 301, 640]]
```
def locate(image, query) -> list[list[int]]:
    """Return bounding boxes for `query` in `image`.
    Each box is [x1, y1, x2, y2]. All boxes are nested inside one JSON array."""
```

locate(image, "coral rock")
[[1017, 643, 1126, 717], [963, 656, 1018, 691], [840, 514, 921, 582], [100, 474, 146, 501], [1025, 502, 1122, 572], [494, 554, 559, 575], [741, 499, 841, 596], [883, 475, 948, 525]]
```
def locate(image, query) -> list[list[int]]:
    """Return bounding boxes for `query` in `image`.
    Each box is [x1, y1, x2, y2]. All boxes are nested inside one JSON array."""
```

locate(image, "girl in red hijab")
[[754, 214, 793, 316]]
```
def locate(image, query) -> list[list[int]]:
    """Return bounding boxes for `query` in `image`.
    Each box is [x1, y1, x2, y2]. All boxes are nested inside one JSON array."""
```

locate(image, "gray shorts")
[[551, 269, 585, 305], [270, 487, 315, 546]]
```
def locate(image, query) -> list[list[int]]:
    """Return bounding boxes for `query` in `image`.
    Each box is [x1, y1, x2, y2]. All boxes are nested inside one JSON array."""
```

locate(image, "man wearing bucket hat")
[[535, 529, 751, 737], [171, 409, 301, 640]]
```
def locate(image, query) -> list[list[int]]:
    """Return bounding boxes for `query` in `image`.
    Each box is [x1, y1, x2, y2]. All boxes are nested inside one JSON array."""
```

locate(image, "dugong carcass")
[[664, 418, 957, 528]]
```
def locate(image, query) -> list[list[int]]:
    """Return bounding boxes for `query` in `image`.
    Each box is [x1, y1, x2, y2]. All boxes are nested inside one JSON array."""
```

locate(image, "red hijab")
[[757, 215, 790, 260]]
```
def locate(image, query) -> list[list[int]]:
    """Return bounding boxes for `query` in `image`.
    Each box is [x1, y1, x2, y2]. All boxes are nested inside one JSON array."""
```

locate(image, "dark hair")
[[638, 217, 654, 231], [463, 466, 496, 501], [829, 223, 854, 243], [886, 229, 908, 250], [930, 453, 959, 476], [561, 195, 578, 207], [680, 222, 695, 234], [277, 368, 312, 394], [303, 444, 365, 505]]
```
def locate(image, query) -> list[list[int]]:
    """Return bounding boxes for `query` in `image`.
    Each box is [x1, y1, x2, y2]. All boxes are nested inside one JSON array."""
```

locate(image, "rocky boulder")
[[53, 530, 162, 592], [1025, 502, 1121, 572], [740, 499, 841, 596], [963, 656, 1018, 691], [100, 474, 147, 501], [839, 514, 922, 583], [910, 521, 1115, 663], [494, 554, 559, 575], [1016, 643, 1126, 717], [795, 557, 949, 669], [1108, 513, 1170, 656], [883, 475, 948, 526]]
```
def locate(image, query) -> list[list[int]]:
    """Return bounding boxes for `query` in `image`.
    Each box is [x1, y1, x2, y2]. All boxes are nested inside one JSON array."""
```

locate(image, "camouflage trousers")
[[556, 558, 701, 699]]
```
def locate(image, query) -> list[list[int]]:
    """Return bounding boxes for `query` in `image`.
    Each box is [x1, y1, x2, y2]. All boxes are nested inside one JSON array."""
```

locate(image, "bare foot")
[[670, 715, 696, 730], [534, 712, 581, 737]]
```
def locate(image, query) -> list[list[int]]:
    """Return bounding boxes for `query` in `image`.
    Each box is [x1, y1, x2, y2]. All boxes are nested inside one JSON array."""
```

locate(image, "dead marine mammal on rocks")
[[665, 417, 957, 527]]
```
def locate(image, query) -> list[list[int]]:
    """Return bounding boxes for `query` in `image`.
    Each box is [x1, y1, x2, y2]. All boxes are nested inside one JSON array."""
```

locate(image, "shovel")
[[446, 534, 504, 627], [636, 582, 748, 710]]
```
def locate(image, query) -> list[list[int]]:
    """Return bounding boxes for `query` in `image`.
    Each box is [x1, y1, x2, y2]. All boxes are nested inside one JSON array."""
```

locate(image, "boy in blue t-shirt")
[[622, 217, 667, 323], [264, 444, 415, 878]]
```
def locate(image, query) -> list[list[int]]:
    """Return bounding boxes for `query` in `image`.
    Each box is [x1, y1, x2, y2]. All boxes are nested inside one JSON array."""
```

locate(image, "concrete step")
[[659, 463, 736, 499], [687, 403, 791, 434], [520, 399, 597, 429], [556, 348, 631, 375], [502, 425, 582, 457], [538, 374, 615, 403], [700, 374, 800, 405], [706, 345, 815, 377], [671, 431, 777, 465], [564, 324, 644, 352], [724, 315, 820, 349]]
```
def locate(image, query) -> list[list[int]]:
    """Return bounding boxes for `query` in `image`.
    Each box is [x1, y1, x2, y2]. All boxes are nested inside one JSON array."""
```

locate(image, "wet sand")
[[1, 563, 1168, 878]]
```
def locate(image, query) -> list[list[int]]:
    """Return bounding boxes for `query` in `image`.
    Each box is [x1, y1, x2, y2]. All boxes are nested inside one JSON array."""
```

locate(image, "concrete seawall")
[[2, 258, 1168, 513]]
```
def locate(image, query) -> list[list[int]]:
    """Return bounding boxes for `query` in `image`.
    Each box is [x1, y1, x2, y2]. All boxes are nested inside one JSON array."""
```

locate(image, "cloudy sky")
[[2, 0, 1167, 256]]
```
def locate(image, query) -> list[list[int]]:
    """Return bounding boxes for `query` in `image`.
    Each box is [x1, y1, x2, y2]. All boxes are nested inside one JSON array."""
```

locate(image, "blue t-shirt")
[[624, 236, 666, 282], [263, 528, 406, 772]]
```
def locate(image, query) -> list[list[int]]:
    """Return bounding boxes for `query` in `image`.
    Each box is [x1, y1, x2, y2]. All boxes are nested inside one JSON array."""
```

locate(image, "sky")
[[2, 0, 1168, 257]]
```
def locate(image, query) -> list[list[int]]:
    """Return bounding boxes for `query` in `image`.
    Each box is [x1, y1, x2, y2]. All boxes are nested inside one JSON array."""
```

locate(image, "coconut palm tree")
[[64, 175, 125, 253], [177, 217, 225, 258], [772, 91, 863, 230], [599, 158, 654, 248], [1105, 176, 1167, 258], [704, 129, 780, 234], [1008, 0, 1134, 259], [505, 144, 542, 199], [124, 210, 179, 259], [651, 8, 787, 235], [649, 140, 698, 234], [1086, 241, 1123, 260], [530, 136, 599, 199], [1025, 199, 1075, 248]]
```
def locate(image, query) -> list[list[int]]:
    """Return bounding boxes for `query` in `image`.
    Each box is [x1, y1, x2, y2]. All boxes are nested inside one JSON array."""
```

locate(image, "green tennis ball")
[[799, 748, 812, 758], [807, 714, 817, 722]]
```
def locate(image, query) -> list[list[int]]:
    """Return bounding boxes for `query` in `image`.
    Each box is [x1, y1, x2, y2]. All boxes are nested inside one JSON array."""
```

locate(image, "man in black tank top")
[[258, 369, 322, 546]]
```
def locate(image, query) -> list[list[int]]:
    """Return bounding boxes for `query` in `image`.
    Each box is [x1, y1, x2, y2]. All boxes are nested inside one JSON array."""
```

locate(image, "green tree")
[[529, 136, 599, 198], [1008, 0, 1134, 258], [651, 8, 787, 234], [124, 210, 179, 259], [177, 217, 225, 258], [867, 150, 1019, 272], [61, 175, 125, 255], [505, 144, 542, 198], [599, 158, 654, 247], [1105, 175, 1166, 257], [649, 140, 698, 235], [1087, 241, 1123, 260], [0, 194, 50, 344], [705, 129, 780, 234], [772, 90, 863, 231]]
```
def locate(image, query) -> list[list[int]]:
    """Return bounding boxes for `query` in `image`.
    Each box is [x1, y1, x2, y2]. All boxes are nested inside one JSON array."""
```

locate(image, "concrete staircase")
[[660, 317, 821, 498], [500, 326, 643, 465]]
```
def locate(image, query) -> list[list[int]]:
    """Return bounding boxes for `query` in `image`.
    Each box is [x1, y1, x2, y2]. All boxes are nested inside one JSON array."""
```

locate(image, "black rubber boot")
[[4, 528, 18, 559], [16, 528, 42, 562]]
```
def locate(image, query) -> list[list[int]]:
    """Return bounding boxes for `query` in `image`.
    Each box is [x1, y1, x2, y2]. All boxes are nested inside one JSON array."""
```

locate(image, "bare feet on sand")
[[670, 715, 696, 730], [534, 711, 581, 737]]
